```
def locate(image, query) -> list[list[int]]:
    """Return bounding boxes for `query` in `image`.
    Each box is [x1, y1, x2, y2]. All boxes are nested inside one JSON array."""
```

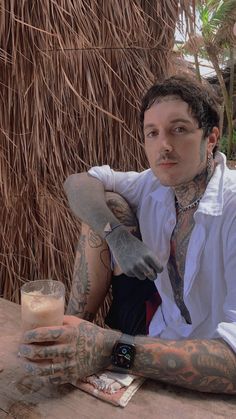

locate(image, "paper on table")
[[103, 371, 136, 386], [73, 370, 145, 407]]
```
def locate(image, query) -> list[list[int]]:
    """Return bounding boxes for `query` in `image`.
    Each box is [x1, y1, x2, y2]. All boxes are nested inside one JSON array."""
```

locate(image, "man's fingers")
[[133, 263, 157, 281], [19, 343, 76, 360], [125, 261, 161, 281], [144, 269, 157, 281], [124, 269, 136, 278], [22, 359, 76, 379], [146, 255, 163, 274], [132, 267, 147, 281], [22, 326, 76, 344]]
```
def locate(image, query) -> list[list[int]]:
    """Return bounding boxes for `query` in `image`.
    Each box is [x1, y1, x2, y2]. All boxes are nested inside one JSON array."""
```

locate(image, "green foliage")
[[198, 0, 236, 42], [220, 130, 236, 158]]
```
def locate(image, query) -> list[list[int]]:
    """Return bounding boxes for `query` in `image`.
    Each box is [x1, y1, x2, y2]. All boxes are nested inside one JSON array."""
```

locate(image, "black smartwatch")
[[111, 334, 136, 370]]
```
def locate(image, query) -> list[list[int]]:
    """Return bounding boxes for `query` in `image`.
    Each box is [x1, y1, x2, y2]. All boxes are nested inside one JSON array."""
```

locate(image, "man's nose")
[[158, 132, 173, 152]]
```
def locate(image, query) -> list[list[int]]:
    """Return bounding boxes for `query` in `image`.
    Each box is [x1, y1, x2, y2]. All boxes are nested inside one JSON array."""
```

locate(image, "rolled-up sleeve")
[[88, 165, 153, 210]]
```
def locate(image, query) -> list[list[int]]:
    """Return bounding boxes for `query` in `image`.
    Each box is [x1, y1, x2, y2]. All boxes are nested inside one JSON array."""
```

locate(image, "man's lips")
[[157, 161, 178, 167]]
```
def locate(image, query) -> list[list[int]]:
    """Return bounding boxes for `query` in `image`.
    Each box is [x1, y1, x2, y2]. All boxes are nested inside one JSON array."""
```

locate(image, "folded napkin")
[[73, 371, 145, 407]]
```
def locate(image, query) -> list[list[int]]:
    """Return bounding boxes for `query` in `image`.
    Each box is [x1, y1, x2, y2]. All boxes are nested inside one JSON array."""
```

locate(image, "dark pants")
[[105, 273, 158, 336]]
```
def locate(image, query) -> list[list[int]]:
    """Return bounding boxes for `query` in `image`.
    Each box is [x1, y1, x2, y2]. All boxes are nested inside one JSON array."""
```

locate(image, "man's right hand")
[[20, 316, 121, 385], [106, 226, 163, 281]]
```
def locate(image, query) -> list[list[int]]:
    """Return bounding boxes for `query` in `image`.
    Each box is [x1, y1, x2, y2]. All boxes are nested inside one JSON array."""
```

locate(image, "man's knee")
[[105, 192, 140, 234]]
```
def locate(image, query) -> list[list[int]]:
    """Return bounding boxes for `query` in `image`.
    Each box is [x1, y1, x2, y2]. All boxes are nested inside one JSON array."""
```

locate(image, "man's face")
[[143, 97, 215, 187]]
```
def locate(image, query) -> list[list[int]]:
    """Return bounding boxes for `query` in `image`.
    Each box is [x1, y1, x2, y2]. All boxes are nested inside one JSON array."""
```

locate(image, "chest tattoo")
[[167, 209, 195, 324]]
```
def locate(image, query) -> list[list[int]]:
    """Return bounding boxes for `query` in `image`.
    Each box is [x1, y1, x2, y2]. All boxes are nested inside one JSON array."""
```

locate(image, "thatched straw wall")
[[0, 1, 190, 304]]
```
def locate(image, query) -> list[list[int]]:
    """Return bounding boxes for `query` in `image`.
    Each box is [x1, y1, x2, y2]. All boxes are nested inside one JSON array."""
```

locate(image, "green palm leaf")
[[198, 0, 236, 40]]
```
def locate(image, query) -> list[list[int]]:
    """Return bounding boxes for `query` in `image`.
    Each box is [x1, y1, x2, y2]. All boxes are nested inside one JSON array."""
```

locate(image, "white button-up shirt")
[[88, 152, 236, 352]]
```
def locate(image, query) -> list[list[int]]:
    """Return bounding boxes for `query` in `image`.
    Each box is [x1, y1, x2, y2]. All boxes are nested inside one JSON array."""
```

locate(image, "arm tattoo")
[[132, 337, 236, 394], [88, 230, 103, 248], [75, 322, 114, 374], [106, 197, 137, 227], [100, 248, 110, 269], [106, 196, 141, 238], [67, 235, 92, 317]]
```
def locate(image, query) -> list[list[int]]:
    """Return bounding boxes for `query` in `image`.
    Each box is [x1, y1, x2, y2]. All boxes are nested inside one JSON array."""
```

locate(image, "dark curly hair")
[[140, 75, 221, 155]]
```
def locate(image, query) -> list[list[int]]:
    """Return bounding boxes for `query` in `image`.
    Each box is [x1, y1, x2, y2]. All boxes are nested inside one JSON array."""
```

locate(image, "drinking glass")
[[21, 279, 65, 330]]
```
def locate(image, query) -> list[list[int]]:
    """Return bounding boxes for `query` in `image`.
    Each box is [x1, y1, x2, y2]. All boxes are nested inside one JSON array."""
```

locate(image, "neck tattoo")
[[175, 194, 204, 213], [174, 158, 216, 214]]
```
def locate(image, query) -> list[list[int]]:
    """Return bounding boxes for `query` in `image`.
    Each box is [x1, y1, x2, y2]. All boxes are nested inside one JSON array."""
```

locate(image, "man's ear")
[[207, 127, 219, 153]]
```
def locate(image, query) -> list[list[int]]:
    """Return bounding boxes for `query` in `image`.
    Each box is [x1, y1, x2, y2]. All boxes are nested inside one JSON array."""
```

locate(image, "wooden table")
[[1, 298, 236, 419]]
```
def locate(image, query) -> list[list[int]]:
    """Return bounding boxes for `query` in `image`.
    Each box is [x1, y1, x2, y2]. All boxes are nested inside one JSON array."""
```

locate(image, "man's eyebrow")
[[143, 123, 157, 131], [144, 118, 195, 130], [169, 118, 193, 124]]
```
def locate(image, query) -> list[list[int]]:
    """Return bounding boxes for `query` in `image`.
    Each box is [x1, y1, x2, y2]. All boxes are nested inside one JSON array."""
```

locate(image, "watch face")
[[112, 342, 136, 369]]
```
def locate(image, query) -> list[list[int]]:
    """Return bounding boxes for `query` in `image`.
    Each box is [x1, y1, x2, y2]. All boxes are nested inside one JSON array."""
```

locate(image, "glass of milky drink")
[[21, 280, 65, 331]]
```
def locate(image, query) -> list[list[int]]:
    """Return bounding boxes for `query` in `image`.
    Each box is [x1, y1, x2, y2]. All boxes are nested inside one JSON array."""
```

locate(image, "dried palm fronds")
[[0, 1, 190, 307]]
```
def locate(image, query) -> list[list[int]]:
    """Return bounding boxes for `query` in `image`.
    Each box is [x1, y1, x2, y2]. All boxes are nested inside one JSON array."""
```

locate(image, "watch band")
[[118, 334, 135, 345]]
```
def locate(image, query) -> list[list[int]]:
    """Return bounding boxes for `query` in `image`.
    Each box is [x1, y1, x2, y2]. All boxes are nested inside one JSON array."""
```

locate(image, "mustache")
[[156, 152, 179, 164]]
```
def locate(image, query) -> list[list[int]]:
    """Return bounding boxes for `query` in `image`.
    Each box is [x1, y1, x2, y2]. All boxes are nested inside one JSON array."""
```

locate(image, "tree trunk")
[[194, 53, 202, 82], [188, 15, 201, 83], [229, 48, 234, 106], [219, 104, 224, 138]]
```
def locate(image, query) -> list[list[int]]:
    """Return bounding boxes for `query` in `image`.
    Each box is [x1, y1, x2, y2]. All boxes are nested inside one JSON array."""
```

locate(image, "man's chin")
[[159, 180, 181, 187], [153, 173, 181, 187]]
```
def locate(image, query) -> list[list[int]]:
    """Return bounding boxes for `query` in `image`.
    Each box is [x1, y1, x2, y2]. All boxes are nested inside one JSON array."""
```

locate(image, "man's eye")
[[174, 126, 186, 133], [147, 130, 158, 138]]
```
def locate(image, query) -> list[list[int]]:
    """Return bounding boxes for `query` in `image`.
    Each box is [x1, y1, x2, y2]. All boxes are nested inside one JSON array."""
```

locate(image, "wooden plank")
[[1, 298, 236, 418]]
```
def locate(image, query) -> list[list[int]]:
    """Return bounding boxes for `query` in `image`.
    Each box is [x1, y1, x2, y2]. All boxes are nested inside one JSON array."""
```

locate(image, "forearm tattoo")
[[106, 195, 141, 238], [88, 229, 103, 248], [67, 235, 92, 318], [75, 322, 116, 373], [133, 337, 236, 394], [67, 226, 111, 320]]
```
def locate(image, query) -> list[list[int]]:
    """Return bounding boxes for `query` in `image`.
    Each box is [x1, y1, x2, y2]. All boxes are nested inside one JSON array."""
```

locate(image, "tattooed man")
[[20, 76, 236, 393]]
